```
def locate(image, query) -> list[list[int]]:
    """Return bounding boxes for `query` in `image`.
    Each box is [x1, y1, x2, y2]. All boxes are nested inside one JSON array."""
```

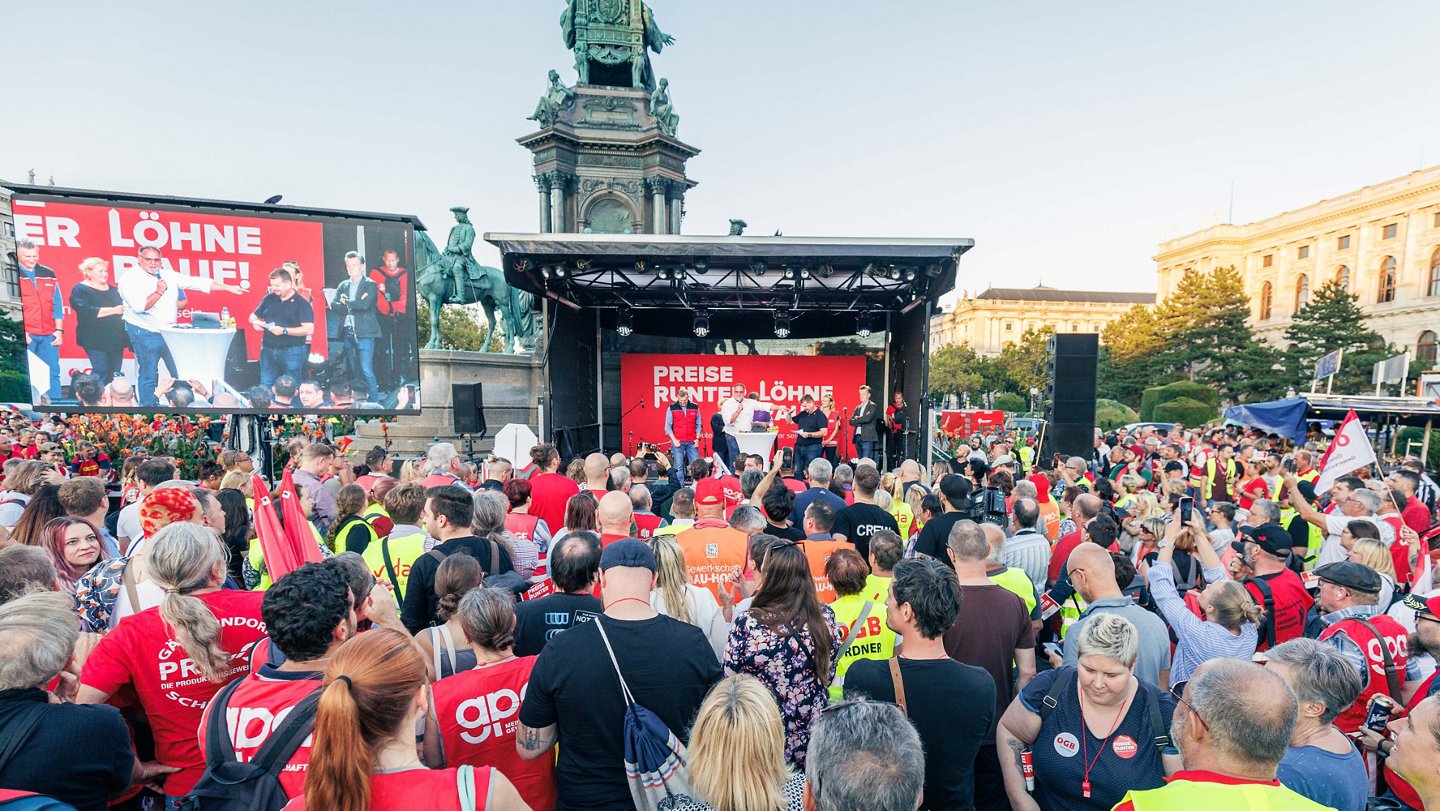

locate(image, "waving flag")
[[1314, 410, 1377, 494], [250, 473, 322, 584]]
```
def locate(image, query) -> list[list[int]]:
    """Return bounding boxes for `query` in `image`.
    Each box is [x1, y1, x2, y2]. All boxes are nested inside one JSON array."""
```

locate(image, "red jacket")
[[370, 265, 410, 316], [20, 266, 61, 336], [1319, 613, 1409, 733]]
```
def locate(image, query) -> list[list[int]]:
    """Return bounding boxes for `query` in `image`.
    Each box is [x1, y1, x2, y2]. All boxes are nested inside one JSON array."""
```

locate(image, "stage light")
[[656, 266, 671, 280], [751, 261, 768, 275], [887, 266, 902, 280], [692, 310, 711, 337], [817, 263, 834, 278], [694, 261, 709, 271], [799, 267, 812, 280], [782, 267, 797, 281], [903, 267, 916, 282], [616, 308, 634, 337], [555, 265, 568, 278], [774, 310, 791, 338], [863, 263, 880, 277], [856, 311, 873, 338], [541, 265, 553, 279], [925, 263, 943, 278]]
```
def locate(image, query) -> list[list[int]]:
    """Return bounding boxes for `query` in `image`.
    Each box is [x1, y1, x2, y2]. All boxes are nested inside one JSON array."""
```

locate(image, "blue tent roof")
[[1222, 398, 1310, 440]]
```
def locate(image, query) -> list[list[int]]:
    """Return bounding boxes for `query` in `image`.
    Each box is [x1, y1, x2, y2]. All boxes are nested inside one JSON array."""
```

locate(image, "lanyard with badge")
[[1077, 693, 1132, 799]]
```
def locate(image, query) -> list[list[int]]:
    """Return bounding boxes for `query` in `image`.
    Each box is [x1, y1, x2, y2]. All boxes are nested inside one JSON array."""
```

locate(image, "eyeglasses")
[[1169, 681, 1207, 728]]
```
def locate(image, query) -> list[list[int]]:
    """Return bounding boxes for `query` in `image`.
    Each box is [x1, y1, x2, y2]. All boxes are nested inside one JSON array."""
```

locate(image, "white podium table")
[[157, 326, 236, 383], [733, 431, 778, 470]]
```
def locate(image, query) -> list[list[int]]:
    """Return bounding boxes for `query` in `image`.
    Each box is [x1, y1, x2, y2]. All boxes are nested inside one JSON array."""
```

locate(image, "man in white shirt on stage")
[[719, 383, 784, 471]]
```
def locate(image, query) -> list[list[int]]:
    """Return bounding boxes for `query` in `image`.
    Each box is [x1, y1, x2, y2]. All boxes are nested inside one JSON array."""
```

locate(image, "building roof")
[[974, 287, 1154, 304]]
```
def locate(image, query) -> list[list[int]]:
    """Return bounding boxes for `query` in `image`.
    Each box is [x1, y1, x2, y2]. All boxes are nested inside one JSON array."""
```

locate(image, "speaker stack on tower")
[[1043, 334, 1099, 463], [451, 382, 489, 438]]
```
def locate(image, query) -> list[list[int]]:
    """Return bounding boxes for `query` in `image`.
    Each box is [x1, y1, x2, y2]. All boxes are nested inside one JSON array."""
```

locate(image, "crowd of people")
[[1, 415, 1439, 810]]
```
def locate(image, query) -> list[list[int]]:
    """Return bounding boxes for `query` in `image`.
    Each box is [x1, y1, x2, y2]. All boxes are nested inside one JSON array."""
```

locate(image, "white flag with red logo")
[[1314, 410, 1377, 494]]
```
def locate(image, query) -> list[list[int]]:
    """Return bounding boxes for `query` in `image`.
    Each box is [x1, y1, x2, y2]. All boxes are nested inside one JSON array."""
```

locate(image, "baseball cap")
[[599, 537, 657, 572], [1232, 523, 1293, 557], [1402, 592, 1440, 619], [993, 454, 1015, 467], [1313, 561, 1382, 594], [695, 477, 724, 507], [1163, 460, 1186, 474]]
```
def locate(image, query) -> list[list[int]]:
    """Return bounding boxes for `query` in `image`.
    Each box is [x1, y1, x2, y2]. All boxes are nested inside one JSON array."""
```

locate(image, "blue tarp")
[[1222, 397, 1310, 440]]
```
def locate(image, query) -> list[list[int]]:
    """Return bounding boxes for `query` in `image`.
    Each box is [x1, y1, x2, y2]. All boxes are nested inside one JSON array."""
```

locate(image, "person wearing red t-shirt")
[[199, 562, 356, 802], [526, 444, 579, 541], [1111, 659, 1326, 811], [1390, 469, 1434, 534], [78, 523, 268, 802], [432, 587, 557, 811], [1047, 494, 1104, 585], [1225, 524, 1313, 651], [283, 628, 528, 811]]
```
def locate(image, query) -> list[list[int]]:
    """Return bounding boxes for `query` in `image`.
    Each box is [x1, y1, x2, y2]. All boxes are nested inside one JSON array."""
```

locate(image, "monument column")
[[668, 182, 684, 235], [536, 173, 553, 232], [549, 172, 569, 233], [646, 179, 667, 234]]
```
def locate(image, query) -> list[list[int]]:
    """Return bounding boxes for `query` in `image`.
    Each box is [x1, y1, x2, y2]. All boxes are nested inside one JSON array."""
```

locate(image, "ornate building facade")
[[931, 286, 1155, 356], [0, 186, 19, 317], [1155, 165, 1440, 367]]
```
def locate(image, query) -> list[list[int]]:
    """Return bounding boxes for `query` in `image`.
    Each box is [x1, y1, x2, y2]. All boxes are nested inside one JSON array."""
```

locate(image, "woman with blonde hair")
[[671, 674, 805, 811], [649, 533, 728, 659], [1349, 536, 1399, 607], [880, 471, 916, 539], [77, 522, 267, 803], [218, 469, 254, 495], [397, 459, 420, 486], [292, 628, 528, 810]]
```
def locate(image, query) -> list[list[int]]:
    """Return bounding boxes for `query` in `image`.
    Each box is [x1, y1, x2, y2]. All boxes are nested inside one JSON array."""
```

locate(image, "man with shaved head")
[[596, 490, 634, 548], [1113, 659, 1320, 810], [1061, 542, 1171, 687], [898, 458, 929, 496], [582, 452, 611, 492], [1047, 492, 1103, 585]]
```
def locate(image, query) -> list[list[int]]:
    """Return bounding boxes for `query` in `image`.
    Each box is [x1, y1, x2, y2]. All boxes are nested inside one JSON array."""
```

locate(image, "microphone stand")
[[618, 398, 646, 456]]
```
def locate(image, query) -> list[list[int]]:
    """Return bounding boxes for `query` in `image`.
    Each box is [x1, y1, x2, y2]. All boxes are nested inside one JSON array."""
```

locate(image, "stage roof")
[[485, 232, 975, 339], [1224, 394, 1440, 439]]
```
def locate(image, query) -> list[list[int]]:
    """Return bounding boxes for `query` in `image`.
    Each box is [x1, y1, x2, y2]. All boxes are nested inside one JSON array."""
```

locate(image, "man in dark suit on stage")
[[334, 251, 382, 403], [850, 384, 882, 463]]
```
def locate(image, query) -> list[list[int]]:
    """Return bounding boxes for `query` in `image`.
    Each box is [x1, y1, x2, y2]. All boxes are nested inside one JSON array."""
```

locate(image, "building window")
[[1420, 331, 1439, 366], [1262, 254, 1274, 268], [1336, 265, 1351, 291], [2, 221, 13, 238], [1294, 274, 1310, 310], [1434, 212, 1440, 228], [1430, 248, 1440, 297], [1338, 234, 1351, 249], [1378, 256, 1397, 303], [1259, 281, 1273, 320], [1383, 223, 1398, 239], [1005, 322, 1013, 331], [1, 260, 17, 302], [1072, 323, 1080, 331], [1298, 245, 1310, 259]]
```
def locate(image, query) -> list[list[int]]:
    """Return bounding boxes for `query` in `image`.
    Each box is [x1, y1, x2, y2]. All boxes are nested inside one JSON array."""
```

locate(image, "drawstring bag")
[[594, 618, 695, 810]]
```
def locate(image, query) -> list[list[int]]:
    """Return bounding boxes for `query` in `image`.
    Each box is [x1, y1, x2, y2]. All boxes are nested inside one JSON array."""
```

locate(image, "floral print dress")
[[724, 606, 842, 767]]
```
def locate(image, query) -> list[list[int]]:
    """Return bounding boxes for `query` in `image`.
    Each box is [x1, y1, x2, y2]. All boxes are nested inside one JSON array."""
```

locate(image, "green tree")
[[929, 345, 985, 402], [997, 326, 1054, 395], [1283, 280, 1389, 394], [0, 313, 22, 376], [1099, 305, 1174, 406], [416, 301, 500, 352], [1183, 267, 1283, 402]]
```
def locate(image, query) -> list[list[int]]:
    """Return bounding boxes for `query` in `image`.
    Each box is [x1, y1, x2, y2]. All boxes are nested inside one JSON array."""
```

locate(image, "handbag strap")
[[249, 689, 321, 773], [840, 602, 874, 651], [456, 764, 476, 811], [1352, 617, 1404, 701], [888, 658, 908, 716], [381, 536, 402, 596], [593, 618, 638, 707], [121, 553, 142, 617]]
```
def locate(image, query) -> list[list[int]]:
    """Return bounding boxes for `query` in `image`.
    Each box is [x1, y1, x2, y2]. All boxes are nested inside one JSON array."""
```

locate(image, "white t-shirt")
[[116, 500, 144, 547], [652, 583, 728, 662], [109, 538, 164, 629], [1319, 513, 1394, 566], [118, 266, 214, 332]]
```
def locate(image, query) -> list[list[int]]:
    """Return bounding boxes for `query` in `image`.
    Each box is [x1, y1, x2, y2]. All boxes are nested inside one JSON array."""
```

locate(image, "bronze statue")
[[649, 78, 679, 136], [415, 214, 529, 354], [561, 0, 674, 91], [528, 69, 576, 128]]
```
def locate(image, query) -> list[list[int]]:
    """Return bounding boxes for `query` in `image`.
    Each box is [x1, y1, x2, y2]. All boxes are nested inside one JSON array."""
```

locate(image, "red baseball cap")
[[695, 478, 724, 507]]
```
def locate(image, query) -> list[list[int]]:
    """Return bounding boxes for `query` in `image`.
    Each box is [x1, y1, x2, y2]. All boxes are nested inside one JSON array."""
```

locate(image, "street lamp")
[[1029, 386, 1040, 414]]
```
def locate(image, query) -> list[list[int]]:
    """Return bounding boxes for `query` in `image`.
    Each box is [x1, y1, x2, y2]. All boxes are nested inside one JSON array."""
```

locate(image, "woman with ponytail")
[[77, 521, 267, 804], [287, 628, 530, 811], [415, 551, 485, 680], [432, 587, 556, 811]]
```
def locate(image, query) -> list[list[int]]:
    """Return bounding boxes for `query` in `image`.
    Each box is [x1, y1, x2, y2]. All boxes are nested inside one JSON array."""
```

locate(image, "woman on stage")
[[821, 393, 841, 465]]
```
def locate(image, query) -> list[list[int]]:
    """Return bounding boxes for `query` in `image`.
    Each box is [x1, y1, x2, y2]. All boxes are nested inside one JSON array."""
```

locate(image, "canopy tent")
[[1224, 394, 1440, 459]]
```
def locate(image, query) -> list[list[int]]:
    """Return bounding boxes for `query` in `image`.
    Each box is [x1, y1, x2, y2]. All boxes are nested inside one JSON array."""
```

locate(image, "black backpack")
[[178, 678, 321, 810]]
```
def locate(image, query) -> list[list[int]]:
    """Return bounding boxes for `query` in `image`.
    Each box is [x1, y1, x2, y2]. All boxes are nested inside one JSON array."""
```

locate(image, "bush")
[[1153, 380, 1219, 408], [0, 371, 28, 403], [1139, 387, 1161, 422], [993, 392, 1027, 412], [1096, 399, 1140, 431], [1153, 396, 1215, 425]]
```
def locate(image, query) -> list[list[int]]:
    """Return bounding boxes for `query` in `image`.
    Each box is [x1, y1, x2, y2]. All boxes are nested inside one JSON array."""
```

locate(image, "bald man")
[[1113, 659, 1320, 811], [1047, 492, 1103, 584], [597, 490, 634, 548], [582, 452, 610, 492], [899, 459, 929, 496], [1060, 542, 1171, 688]]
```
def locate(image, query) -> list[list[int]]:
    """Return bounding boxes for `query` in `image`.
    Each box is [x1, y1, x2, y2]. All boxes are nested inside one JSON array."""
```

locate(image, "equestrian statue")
[[414, 207, 534, 353]]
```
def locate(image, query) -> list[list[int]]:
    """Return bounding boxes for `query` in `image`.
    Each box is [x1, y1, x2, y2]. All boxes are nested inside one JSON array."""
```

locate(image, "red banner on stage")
[[940, 409, 1006, 437], [618, 354, 867, 454]]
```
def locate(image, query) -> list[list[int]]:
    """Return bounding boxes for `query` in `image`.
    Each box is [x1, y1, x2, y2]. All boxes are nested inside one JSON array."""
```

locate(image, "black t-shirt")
[[832, 502, 899, 560], [912, 511, 966, 566], [845, 658, 995, 811], [519, 614, 723, 811], [766, 521, 807, 542], [0, 689, 133, 811], [253, 292, 314, 349], [514, 591, 603, 656], [400, 536, 515, 634], [69, 283, 127, 349], [793, 409, 828, 448]]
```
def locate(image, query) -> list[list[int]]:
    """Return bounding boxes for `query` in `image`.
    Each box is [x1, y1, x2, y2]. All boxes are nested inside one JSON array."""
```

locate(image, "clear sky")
[[7, 1, 1439, 307]]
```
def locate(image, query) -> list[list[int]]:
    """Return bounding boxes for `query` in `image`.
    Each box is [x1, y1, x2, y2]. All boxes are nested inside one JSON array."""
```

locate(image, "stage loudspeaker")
[[1043, 334, 1099, 462], [452, 382, 488, 437]]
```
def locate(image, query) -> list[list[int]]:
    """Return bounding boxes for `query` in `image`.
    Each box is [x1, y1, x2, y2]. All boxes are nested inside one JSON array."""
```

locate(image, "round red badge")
[[1111, 735, 1138, 759]]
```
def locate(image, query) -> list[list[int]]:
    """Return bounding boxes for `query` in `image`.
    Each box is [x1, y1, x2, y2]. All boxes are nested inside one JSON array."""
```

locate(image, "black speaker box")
[[452, 382, 487, 437], [1044, 334, 1099, 461]]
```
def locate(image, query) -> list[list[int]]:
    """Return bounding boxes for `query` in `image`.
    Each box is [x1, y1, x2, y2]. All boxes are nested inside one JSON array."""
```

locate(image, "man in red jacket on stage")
[[370, 248, 414, 389], [665, 389, 702, 483]]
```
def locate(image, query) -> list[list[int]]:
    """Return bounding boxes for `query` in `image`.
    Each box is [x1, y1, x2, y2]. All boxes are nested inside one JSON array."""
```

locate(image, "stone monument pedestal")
[[355, 349, 544, 457]]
